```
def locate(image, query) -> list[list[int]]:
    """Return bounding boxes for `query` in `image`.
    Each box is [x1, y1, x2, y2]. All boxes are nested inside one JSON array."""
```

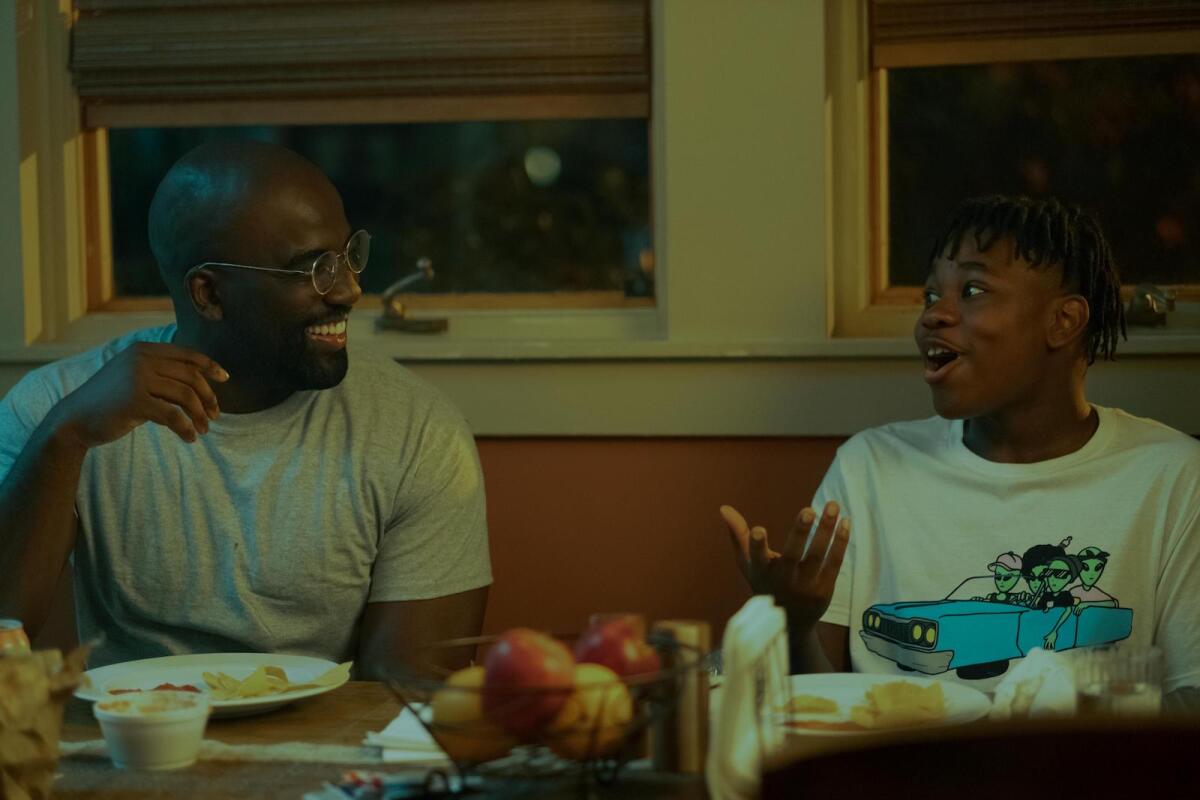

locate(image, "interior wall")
[[475, 436, 842, 642]]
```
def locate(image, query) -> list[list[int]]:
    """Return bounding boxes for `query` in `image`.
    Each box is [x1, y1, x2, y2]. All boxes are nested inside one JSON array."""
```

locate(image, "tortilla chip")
[[850, 681, 946, 730], [783, 693, 840, 714], [202, 661, 352, 700], [1, 645, 89, 798]]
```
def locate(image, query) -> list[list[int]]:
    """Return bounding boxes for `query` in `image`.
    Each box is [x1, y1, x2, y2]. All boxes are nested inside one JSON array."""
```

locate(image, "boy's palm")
[[720, 503, 850, 633]]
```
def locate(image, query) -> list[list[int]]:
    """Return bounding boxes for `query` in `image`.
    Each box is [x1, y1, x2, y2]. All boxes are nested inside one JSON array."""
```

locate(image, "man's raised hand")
[[54, 342, 229, 448]]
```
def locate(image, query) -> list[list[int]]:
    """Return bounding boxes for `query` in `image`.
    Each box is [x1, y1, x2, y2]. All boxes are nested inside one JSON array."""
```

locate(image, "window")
[[107, 121, 652, 306], [71, 0, 652, 313], [829, 0, 1200, 337], [886, 55, 1200, 291]]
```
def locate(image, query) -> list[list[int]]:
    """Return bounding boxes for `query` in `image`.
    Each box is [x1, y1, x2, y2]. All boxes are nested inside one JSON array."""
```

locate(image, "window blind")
[[870, 0, 1200, 68], [71, 0, 650, 128]]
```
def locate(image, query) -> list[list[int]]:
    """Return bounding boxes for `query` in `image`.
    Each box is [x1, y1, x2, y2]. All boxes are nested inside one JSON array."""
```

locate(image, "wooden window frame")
[[73, 0, 655, 314], [831, 0, 1200, 339], [82, 116, 657, 314]]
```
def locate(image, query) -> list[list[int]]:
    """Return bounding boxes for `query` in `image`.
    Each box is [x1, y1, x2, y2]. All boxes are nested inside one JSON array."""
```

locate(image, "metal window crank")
[[376, 257, 449, 333], [1126, 284, 1176, 328]]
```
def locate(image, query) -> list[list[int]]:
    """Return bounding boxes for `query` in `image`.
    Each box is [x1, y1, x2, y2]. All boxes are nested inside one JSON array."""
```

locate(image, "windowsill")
[[1, 307, 1199, 363]]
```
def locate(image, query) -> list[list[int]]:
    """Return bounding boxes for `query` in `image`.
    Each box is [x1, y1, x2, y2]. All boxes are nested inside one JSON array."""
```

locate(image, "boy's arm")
[[0, 343, 226, 636], [786, 618, 850, 675]]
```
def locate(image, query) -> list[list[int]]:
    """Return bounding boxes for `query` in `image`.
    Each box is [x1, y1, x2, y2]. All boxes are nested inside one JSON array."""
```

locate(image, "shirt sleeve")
[[0, 369, 64, 486], [367, 398, 492, 603], [814, 448, 856, 629], [1156, 497, 1200, 692]]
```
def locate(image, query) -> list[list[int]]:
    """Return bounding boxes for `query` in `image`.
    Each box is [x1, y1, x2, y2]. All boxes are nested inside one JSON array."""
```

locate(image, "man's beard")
[[278, 328, 349, 390], [233, 323, 350, 393]]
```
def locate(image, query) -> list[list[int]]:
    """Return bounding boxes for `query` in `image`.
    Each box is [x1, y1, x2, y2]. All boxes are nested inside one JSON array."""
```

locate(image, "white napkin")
[[362, 705, 451, 765], [706, 596, 790, 800], [989, 648, 1077, 720]]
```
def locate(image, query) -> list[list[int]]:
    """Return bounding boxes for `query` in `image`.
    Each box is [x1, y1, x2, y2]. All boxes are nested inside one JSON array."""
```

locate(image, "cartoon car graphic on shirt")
[[860, 599, 1133, 680]]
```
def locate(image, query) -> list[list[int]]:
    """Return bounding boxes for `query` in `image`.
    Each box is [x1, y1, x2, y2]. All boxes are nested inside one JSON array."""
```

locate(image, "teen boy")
[[722, 195, 1200, 692]]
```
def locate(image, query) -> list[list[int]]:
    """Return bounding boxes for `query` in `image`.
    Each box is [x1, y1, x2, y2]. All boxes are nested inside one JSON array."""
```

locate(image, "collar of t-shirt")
[[944, 404, 1115, 479]]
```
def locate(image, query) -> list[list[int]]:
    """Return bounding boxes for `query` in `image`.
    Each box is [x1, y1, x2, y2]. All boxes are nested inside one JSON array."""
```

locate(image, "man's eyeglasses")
[[188, 229, 370, 295]]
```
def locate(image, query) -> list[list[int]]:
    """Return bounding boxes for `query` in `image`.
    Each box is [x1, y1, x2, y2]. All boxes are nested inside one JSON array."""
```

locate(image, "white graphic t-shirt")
[[816, 405, 1200, 693]]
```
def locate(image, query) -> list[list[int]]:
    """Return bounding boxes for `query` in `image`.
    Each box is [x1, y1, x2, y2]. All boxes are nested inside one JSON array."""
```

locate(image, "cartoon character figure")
[[1071, 546, 1117, 615], [972, 552, 1024, 604], [1039, 555, 1082, 649], [1036, 556, 1078, 611], [1021, 543, 1061, 608]]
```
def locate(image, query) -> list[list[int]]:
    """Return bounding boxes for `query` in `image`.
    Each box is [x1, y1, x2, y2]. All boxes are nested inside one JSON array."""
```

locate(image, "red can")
[[0, 618, 31, 656]]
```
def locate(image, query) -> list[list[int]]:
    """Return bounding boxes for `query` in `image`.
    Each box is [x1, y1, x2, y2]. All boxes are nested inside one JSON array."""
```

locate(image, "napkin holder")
[[706, 597, 790, 800]]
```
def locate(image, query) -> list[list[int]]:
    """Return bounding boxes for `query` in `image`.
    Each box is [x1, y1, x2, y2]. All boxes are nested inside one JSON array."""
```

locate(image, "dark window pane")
[[108, 120, 653, 299], [887, 55, 1200, 287]]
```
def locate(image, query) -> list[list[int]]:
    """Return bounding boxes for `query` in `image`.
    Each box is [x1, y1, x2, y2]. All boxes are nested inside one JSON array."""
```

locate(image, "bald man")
[[0, 142, 491, 676]]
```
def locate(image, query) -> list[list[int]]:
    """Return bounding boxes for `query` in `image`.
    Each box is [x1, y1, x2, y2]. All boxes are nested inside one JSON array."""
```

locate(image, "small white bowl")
[[94, 691, 211, 770]]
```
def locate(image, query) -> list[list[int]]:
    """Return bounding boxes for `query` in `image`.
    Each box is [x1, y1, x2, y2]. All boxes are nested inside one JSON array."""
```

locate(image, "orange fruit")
[[430, 666, 518, 763], [545, 663, 633, 760]]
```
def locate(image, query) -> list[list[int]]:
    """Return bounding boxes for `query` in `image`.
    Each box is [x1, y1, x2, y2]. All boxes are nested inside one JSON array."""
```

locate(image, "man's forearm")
[[0, 408, 88, 636]]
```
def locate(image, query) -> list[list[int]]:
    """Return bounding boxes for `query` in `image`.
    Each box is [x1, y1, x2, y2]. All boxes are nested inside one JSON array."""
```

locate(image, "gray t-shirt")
[[0, 325, 492, 667]]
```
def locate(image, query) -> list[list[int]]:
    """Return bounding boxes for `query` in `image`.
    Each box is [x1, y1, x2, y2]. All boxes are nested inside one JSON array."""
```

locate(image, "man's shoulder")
[[339, 348, 467, 423]]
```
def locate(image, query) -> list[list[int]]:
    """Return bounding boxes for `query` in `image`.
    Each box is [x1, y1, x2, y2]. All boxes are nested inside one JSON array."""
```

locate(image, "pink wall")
[[476, 437, 842, 642]]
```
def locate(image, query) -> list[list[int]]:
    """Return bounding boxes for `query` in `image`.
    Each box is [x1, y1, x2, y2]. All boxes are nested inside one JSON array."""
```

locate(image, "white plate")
[[776, 673, 991, 735], [75, 653, 349, 718]]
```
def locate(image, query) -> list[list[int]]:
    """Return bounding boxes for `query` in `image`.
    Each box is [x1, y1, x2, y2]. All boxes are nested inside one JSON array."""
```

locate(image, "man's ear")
[[187, 268, 224, 321], [1048, 294, 1089, 352]]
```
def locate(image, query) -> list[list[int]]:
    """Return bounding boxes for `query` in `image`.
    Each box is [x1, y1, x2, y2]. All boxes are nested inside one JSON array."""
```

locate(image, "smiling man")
[[0, 142, 492, 676], [723, 195, 1200, 693]]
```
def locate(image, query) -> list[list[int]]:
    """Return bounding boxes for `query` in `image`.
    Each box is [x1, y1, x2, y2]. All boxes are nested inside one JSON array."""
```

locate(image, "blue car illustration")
[[860, 594, 1133, 680]]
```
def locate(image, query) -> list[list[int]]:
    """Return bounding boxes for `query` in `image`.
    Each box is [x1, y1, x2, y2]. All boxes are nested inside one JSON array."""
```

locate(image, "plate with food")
[[75, 653, 351, 717], [777, 673, 990, 735]]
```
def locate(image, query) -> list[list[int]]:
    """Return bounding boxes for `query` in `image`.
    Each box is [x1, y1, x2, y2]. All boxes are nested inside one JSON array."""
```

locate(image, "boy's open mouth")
[[923, 346, 960, 382]]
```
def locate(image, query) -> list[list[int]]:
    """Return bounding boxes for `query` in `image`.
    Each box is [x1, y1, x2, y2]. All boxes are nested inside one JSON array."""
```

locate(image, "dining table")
[[54, 681, 708, 799]]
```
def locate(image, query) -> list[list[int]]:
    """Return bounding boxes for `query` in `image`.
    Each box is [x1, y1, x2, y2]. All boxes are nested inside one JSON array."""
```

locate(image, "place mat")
[[54, 757, 706, 800], [61, 738, 393, 765], [53, 757, 430, 799]]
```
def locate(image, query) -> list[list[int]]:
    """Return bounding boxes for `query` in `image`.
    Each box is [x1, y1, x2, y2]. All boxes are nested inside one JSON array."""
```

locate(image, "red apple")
[[574, 616, 662, 677], [482, 628, 575, 738]]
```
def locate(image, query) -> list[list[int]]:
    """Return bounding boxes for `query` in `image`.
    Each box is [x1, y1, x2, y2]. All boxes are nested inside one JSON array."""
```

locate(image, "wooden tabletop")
[[54, 681, 706, 799]]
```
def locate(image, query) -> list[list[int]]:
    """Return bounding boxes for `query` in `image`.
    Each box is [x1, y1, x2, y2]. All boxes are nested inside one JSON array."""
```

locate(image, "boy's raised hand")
[[720, 501, 851, 632]]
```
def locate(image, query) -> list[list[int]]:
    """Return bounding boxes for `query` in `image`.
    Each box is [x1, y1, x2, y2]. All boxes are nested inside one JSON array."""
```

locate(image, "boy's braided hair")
[[929, 195, 1126, 364]]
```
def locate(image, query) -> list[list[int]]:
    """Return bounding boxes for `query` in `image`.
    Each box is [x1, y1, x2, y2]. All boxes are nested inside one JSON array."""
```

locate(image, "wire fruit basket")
[[386, 629, 706, 796]]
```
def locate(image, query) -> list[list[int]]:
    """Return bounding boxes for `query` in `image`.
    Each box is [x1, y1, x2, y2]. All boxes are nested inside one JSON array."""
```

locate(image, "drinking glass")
[[1074, 645, 1163, 716]]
